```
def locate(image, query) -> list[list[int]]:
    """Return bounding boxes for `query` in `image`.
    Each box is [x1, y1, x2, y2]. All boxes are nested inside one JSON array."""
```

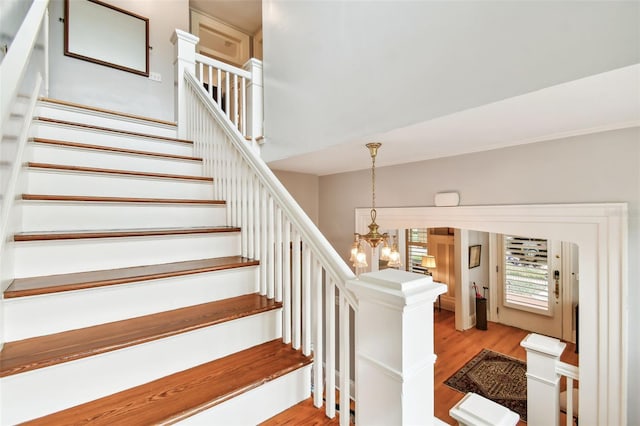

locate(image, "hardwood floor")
[[263, 309, 578, 425]]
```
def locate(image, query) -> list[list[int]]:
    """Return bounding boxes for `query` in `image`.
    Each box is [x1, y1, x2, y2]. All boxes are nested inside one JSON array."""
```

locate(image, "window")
[[406, 229, 428, 273], [503, 235, 550, 313]]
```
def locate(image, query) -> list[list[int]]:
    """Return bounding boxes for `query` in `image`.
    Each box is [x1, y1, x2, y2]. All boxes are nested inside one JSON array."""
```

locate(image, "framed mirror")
[[64, 0, 149, 76]]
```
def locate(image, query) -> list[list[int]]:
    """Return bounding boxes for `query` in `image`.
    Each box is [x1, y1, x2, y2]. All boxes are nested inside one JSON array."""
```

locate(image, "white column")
[[243, 58, 263, 151], [520, 333, 567, 426], [171, 29, 199, 139], [347, 269, 446, 426]]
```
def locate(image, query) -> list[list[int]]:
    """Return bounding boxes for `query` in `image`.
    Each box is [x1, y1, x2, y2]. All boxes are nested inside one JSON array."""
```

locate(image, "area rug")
[[444, 348, 527, 421]]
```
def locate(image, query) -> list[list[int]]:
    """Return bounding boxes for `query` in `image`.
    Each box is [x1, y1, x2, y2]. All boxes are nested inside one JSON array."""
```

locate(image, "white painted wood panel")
[[30, 122, 193, 157], [25, 169, 214, 199], [14, 232, 241, 277], [28, 142, 202, 176], [20, 201, 226, 232], [35, 103, 177, 138], [5, 266, 259, 340]]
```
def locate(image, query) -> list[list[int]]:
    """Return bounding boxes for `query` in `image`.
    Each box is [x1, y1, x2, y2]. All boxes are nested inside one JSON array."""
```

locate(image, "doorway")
[[355, 203, 627, 424]]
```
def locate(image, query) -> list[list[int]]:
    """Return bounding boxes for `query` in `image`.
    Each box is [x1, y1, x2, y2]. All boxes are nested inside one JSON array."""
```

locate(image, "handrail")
[[556, 361, 579, 380], [0, 0, 49, 125], [195, 53, 251, 79], [184, 69, 357, 424], [185, 70, 357, 305]]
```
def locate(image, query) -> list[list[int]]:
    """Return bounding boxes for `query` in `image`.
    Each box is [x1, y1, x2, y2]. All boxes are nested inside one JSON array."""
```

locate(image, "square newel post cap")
[[520, 333, 566, 357], [347, 269, 446, 307], [171, 29, 199, 46]]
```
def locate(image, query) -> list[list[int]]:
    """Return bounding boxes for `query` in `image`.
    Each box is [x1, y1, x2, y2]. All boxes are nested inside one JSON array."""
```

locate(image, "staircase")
[[0, 99, 312, 424]]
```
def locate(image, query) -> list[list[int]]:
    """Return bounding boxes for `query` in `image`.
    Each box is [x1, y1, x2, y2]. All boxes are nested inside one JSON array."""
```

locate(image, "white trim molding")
[[355, 203, 628, 425]]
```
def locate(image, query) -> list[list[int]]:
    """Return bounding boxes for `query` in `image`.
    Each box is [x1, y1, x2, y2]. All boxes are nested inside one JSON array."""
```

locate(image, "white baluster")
[[247, 175, 254, 259], [292, 229, 301, 349], [253, 178, 261, 262], [233, 73, 239, 128], [313, 260, 324, 408], [216, 68, 222, 108], [283, 218, 292, 344], [240, 165, 248, 258], [241, 76, 247, 137], [302, 244, 311, 355], [225, 71, 230, 120], [198, 61, 203, 85], [260, 186, 268, 295], [207, 65, 213, 97], [326, 277, 336, 418], [275, 207, 283, 302], [339, 293, 350, 426], [267, 196, 275, 299]]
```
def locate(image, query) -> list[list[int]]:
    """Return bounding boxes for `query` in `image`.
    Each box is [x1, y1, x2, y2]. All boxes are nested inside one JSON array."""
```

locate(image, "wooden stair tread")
[[31, 137, 202, 162], [22, 194, 224, 205], [0, 294, 281, 378], [27, 162, 213, 182], [14, 226, 240, 241], [22, 339, 311, 425], [39, 98, 177, 127], [35, 117, 191, 144], [5, 256, 258, 298]]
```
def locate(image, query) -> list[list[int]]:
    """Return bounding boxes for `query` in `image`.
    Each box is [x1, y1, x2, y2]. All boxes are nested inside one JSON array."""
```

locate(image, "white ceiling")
[[267, 64, 640, 176], [189, 0, 262, 34]]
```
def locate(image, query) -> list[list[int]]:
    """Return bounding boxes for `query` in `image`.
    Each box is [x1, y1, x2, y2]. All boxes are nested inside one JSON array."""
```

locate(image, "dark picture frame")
[[64, 0, 149, 77], [469, 245, 481, 269]]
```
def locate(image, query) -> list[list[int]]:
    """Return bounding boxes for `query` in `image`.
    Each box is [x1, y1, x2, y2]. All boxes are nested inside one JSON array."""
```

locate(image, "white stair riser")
[[30, 123, 193, 157], [25, 169, 214, 199], [14, 232, 241, 277], [36, 104, 177, 138], [29, 143, 203, 176], [21, 202, 226, 232], [178, 365, 312, 426], [5, 267, 259, 340], [1, 311, 281, 425]]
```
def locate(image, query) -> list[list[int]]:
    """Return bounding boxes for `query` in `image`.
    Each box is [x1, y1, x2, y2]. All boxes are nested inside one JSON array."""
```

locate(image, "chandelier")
[[349, 143, 401, 269]]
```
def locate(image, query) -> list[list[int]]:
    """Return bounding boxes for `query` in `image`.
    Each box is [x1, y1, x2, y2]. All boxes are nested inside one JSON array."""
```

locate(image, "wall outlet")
[[149, 72, 162, 82]]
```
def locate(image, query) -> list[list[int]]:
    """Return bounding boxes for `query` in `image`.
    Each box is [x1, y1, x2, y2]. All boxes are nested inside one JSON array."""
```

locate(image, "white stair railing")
[[177, 32, 357, 424], [557, 361, 579, 426], [194, 54, 254, 140]]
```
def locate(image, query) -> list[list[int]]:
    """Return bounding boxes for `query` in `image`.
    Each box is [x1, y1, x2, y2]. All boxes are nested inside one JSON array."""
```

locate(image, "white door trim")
[[355, 202, 627, 425]]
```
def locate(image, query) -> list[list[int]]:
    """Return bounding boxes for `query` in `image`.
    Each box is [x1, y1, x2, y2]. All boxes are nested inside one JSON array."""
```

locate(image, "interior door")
[[496, 235, 563, 338]]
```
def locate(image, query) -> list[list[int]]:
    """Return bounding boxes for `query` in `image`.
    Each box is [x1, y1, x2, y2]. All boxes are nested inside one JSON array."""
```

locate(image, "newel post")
[[243, 58, 263, 148], [171, 29, 199, 139], [520, 333, 566, 426], [347, 269, 447, 425]]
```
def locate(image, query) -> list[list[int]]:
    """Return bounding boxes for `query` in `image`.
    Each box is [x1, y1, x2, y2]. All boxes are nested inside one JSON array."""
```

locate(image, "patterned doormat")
[[444, 349, 527, 421]]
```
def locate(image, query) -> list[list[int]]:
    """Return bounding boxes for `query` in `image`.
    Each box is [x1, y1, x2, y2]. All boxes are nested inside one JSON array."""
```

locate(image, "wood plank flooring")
[[263, 309, 578, 425]]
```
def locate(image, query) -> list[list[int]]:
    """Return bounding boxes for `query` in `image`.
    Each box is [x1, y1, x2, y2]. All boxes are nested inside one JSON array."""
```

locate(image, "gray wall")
[[262, 0, 639, 163], [47, 0, 188, 121], [273, 169, 320, 225], [318, 127, 640, 423]]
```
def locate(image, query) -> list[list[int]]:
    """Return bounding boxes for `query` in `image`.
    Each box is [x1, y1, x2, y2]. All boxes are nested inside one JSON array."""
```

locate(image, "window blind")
[[504, 235, 549, 311], [407, 229, 428, 273]]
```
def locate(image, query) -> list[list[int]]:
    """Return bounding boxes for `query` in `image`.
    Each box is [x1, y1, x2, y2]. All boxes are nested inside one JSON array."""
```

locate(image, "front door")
[[496, 235, 563, 338]]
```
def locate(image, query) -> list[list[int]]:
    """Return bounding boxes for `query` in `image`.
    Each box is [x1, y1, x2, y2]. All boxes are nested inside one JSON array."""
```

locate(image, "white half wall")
[[262, 0, 640, 163], [47, 0, 189, 121]]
